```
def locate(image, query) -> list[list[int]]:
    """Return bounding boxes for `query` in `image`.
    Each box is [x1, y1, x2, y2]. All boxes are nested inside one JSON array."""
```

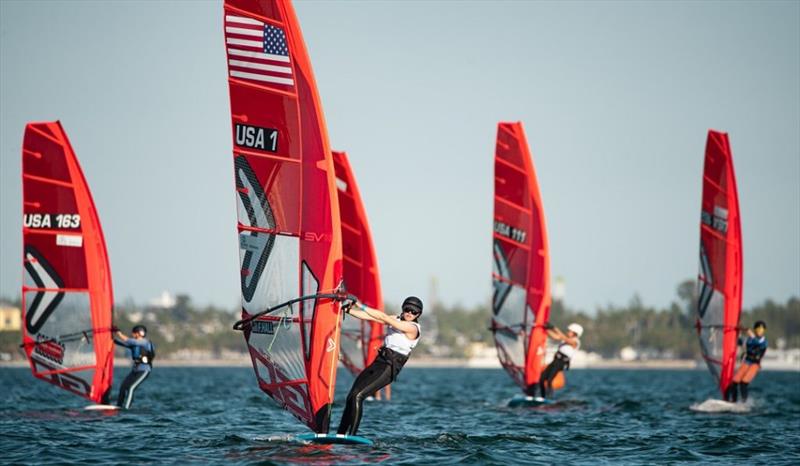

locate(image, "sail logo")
[[31, 357, 91, 397], [235, 124, 278, 153], [701, 206, 728, 234], [697, 243, 714, 319], [23, 213, 80, 229], [251, 321, 274, 335], [235, 156, 277, 304], [494, 220, 527, 243], [33, 334, 65, 365], [23, 246, 65, 335], [304, 232, 332, 243]]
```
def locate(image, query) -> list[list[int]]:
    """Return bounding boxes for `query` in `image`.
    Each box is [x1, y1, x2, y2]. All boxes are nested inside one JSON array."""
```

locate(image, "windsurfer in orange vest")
[[725, 321, 767, 402], [336, 296, 422, 436], [532, 323, 583, 399]]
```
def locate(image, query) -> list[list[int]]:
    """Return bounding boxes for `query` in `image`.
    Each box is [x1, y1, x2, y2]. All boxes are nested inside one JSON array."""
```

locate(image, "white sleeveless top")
[[383, 317, 421, 356], [556, 339, 580, 360]]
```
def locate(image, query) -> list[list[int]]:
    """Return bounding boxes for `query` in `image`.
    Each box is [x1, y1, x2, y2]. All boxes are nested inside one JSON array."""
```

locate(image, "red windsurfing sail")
[[21, 121, 114, 403], [491, 122, 551, 393], [332, 151, 385, 376], [224, 0, 344, 433], [696, 130, 743, 397]]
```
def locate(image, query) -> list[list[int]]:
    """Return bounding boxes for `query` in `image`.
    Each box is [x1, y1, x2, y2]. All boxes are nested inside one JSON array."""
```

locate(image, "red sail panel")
[[696, 130, 743, 397], [21, 121, 114, 403], [332, 151, 385, 376], [224, 0, 344, 433], [491, 122, 551, 392]]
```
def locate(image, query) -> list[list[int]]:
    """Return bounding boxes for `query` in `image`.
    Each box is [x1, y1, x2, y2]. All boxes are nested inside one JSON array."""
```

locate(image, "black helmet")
[[132, 325, 147, 337], [401, 296, 423, 316], [754, 321, 767, 330]]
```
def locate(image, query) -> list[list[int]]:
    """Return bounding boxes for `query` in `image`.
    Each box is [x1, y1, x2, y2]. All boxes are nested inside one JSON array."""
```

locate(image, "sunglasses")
[[402, 308, 421, 316]]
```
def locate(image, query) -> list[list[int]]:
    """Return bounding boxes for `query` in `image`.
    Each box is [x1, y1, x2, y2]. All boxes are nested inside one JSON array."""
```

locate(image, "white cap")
[[567, 323, 584, 337]]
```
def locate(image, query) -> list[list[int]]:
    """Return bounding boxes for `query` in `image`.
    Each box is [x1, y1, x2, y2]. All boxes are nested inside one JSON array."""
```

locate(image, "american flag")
[[225, 14, 294, 88]]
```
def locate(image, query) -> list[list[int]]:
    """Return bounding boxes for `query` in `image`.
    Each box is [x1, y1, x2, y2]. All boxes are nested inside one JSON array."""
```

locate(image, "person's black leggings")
[[534, 354, 568, 398], [338, 348, 407, 436], [117, 369, 150, 409]]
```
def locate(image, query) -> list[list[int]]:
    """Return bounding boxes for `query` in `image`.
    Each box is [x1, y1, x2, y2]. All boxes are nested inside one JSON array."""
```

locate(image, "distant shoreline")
[[2, 358, 797, 371]]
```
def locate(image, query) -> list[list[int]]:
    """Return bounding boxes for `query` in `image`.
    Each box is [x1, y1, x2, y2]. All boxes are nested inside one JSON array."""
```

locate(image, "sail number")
[[494, 220, 527, 243], [23, 213, 80, 229], [235, 123, 278, 153], [701, 206, 728, 234]]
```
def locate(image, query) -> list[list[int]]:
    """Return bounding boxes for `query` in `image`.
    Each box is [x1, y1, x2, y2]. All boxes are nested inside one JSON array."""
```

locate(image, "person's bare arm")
[[363, 307, 418, 340], [115, 331, 128, 342], [562, 335, 579, 348], [346, 303, 383, 323], [546, 328, 561, 340]]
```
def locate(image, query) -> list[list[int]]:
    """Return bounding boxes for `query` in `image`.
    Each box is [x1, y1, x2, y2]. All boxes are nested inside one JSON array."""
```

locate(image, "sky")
[[1, 1, 798, 313]]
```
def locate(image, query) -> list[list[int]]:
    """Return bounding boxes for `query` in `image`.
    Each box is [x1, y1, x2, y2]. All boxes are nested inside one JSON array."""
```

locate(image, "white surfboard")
[[84, 404, 119, 411], [690, 398, 751, 413]]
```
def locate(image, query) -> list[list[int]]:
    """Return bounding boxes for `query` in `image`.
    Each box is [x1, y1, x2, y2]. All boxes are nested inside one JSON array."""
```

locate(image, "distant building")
[[0, 305, 21, 331], [553, 276, 566, 301], [619, 346, 638, 361], [149, 291, 177, 309]]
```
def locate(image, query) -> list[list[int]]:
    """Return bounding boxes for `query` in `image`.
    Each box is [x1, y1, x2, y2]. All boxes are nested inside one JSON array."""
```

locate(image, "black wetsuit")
[[337, 347, 408, 436], [533, 352, 570, 398]]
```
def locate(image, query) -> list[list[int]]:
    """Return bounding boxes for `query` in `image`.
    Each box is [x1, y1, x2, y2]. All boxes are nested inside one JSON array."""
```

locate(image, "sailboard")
[[20, 121, 115, 404], [695, 130, 743, 399], [331, 151, 385, 382], [225, 0, 348, 434], [689, 398, 751, 414], [491, 122, 552, 397], [295, 433, 374, 446], [507, 395, 553, 408], [83, 404, 119, 411]]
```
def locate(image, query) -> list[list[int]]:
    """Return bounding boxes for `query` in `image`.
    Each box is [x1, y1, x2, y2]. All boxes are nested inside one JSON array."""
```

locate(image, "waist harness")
[[378, 346, 409, 381], [134, 344, 156, 366]]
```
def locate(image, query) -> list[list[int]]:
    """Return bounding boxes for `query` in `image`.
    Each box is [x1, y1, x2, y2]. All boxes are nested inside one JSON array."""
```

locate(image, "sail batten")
[[492, 122, 551, 393]]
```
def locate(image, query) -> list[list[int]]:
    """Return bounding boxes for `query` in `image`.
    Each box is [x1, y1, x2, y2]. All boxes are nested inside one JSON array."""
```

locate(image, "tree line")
[[424, 280, 799, 359], [1, 283, 797, 360]]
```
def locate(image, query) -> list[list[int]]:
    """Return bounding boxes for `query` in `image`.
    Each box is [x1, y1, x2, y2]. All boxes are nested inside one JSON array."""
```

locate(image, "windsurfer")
[[531, 323, 583, 399], [724, 321, 767, 403], [336, 296, 422, 435], [114, 325, 155, 409]]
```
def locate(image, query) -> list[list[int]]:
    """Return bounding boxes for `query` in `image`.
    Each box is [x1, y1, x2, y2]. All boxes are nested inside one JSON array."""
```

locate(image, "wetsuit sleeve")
[[114, 337, 132, 348], [126, 339, 149, 350]]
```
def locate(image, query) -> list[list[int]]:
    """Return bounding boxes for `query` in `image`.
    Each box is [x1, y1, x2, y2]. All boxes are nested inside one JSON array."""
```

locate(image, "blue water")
[[2, 367, 799, 465]]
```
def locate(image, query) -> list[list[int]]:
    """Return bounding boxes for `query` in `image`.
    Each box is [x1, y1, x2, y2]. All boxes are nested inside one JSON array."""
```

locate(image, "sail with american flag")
[[224, 12, 294, 89]]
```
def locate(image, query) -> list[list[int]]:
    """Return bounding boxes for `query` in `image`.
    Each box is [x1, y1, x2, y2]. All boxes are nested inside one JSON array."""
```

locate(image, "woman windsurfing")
[[337, 296, 423, 436], [724, 321, 768, 403], [533, 323, 583, 399]]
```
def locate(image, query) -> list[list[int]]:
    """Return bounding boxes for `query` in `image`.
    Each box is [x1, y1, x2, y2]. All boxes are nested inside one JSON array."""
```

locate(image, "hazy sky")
[[1, 1, 798, 313]]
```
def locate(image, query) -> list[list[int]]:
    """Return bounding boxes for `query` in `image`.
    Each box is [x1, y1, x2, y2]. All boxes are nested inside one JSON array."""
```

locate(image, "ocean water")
[[1, 367, 799, 465]]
